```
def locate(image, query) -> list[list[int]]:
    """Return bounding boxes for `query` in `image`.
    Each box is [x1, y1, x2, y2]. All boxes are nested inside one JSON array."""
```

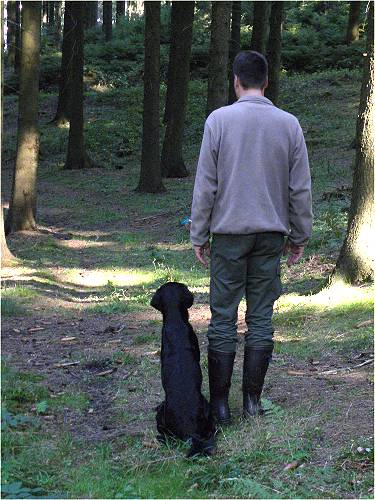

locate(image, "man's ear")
[[150, 289, 163, 311], [181, 287, 194, 309]]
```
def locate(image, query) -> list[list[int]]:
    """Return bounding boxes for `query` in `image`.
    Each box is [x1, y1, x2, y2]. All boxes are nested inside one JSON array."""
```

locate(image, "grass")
[[1, 67, 374, 498]]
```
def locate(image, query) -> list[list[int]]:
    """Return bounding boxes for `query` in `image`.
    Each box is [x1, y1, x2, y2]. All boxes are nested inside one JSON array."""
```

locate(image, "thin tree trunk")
[[346, 1, 361, 44], [228, 0, 241, 104], [206, 1, 231, 116], [7, 1, 17, 67], [48, 0, 55, 28], [52, 1, 74, 125], [161, 1, 194, 178], [42, 1, 48, 24], [14, 1, 21, 74], [54, 1, 62, 46], [136, 1, 165, 193], [250, 0, 268, 53], [334, 3, 374, 284], [65, 1, 94, 170], [6, 2, 41, 234], [1, 8, 15, 261], [265, 1, 284, 106], [116, 1, 125, 22], [103, 1, 113, 41]]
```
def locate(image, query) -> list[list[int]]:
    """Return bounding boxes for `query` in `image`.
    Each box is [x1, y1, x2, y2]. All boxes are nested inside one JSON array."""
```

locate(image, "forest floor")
[[1, 69, 374, 499]]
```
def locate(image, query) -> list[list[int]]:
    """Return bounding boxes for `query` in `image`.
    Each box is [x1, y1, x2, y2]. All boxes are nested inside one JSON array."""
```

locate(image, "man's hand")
[[194, 242, 211, 268], [283, 240, 305, 266]]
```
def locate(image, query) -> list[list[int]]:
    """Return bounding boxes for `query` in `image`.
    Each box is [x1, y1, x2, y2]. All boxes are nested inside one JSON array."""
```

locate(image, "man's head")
[[233, 51, 268, 97]]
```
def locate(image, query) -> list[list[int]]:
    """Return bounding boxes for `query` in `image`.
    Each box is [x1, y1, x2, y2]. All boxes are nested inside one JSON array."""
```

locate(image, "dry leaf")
[[283, 460, 301, 471], [13, 328, 21, 333]]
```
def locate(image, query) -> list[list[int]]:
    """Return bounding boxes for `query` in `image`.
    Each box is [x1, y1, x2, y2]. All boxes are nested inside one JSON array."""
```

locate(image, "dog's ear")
[[181, 287, 194, 309], [151, 289, 163, 311]]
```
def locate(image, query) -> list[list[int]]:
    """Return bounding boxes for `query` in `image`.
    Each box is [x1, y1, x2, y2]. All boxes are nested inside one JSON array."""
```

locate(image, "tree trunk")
[[14, 1, 21, 74], [228, 0, 241, 104], [103, 1, 113, 41], [6, 2, 41, 234], [48, 0, 55, 28], [136, 1, 165, 193], [54, 1, 62, 46], [65, 2, 93, 170], [116, 1, 125, 22], [161, 1, 194, 178], [346, 1, 361, 44], [206, 1, 231, 116], [52, 1, 74, 125], [265, 1, 284, 106], [250, 0, 269, 54], [334, 3, 374, 284], [6, 1, 17, 67], [1, 8, 15, 261], [42, 1, 48, 24]]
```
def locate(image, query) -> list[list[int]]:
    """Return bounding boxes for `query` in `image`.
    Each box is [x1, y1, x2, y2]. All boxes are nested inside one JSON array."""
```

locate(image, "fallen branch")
[[287, 358, 373, 377]]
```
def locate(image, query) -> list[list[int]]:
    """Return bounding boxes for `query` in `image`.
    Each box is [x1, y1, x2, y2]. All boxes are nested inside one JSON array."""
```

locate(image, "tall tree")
[[1, 7, 15, 261], [6, 1, 17, 67], [136, 1, 165, 193], [206, 1, 231, 116], [85, 1, 98, 29], [116, 1, 125, 22], [103, 1, 113, 41], [54, 1, 62, 46], [65, 2, 94, 169], [52, 2, 74, 125], [265, 1, 284, 106], [228, 1, 241, 104], [161, 1, 195, 178], [334, 3, 374, 284], [346, 1, 361, 44], [14, 1, 21, 74], [47, 0, 55, 28], [6, 2, 41, 233], [250, 1, 268, 54]]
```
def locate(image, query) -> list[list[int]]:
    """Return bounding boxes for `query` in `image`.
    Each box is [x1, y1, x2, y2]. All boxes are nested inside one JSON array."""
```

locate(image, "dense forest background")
[[1, 2, 374, 499]]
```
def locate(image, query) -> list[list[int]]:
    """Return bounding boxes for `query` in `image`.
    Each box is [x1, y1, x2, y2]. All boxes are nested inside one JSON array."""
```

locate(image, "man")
[[190, 51, 313, 425]]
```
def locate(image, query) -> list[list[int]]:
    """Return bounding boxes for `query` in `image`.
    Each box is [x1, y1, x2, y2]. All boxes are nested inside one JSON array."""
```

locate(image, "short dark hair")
[[233, 51, 268, 89]]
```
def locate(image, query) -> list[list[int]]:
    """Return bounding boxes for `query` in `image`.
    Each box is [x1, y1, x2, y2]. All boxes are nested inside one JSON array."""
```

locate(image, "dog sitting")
[[151, 282, 216, 457]]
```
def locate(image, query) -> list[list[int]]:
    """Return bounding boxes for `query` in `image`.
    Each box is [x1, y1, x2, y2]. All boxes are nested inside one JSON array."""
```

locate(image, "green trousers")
[[208, 232, 284, 353]]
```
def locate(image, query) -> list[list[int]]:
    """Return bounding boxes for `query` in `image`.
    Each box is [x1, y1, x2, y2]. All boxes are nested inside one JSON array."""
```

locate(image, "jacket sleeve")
[[190, 120, 218, 246], [289, 122, 313, 246]]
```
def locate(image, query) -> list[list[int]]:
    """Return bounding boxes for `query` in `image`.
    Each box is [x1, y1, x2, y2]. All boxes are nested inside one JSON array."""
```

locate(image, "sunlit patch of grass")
[[1, 286, 38, 317], [274, 284, 373, 357]]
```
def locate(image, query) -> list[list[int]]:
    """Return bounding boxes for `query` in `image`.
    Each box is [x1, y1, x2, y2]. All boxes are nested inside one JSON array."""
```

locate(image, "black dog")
[[151, 282, 216, 457]]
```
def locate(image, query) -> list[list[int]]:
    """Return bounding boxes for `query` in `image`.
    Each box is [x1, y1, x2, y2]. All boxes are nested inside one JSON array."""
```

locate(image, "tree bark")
[[206, 1, 231, 116], [6, 2, 41, 234], [334, 3, 374, 284], [64, 2, 93, 170], [228, 1, 241, 104], [136, 1, 165, 193], [48, 0, 55, 28], [52, 1, 74, 125], [346, 1, 361, 44], [265, 1, 284, 106], [6, 1, 17, 67], [116, 1, 125, 22], [103, 1, 113, 41], [250, 0, 269, 54], [161, 1, 195, 178]]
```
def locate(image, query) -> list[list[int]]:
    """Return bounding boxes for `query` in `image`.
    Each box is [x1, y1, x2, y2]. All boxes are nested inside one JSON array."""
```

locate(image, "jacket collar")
[[236, 95, 274, 106]]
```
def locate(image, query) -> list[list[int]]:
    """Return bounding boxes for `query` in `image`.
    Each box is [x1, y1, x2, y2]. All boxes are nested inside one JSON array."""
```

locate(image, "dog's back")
[[151, 282, 215, 456]]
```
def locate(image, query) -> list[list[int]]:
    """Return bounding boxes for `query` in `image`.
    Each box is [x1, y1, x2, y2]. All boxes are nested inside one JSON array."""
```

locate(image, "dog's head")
[[150, 282, 194, 313]]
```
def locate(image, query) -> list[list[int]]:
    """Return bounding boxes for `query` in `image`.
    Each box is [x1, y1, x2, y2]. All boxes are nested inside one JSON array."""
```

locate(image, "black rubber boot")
[[208, 349, 235, 426], [243, 346, 273, 417]]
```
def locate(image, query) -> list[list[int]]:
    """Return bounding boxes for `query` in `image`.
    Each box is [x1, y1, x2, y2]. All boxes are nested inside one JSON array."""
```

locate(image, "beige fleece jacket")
[[190, 95, 313, 247]]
